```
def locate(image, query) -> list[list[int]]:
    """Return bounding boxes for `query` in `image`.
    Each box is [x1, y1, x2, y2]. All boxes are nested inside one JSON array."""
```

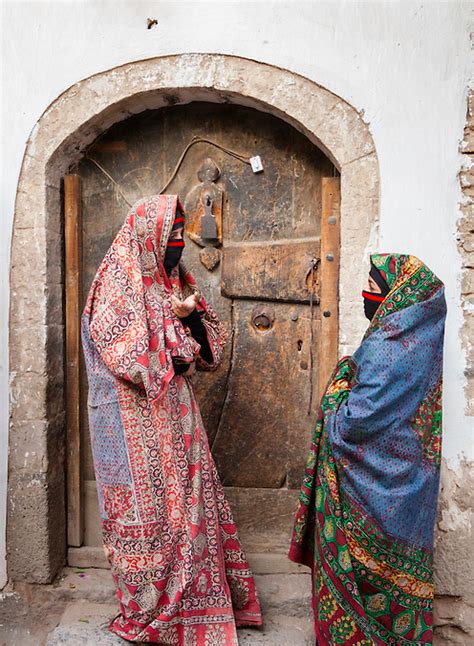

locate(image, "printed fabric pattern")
[[289, 253, 446, 645], [81, 194, 262, 644]]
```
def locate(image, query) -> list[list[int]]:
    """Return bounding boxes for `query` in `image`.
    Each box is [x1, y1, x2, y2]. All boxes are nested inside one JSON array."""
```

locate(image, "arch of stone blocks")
[[7, 53, 379, 582]]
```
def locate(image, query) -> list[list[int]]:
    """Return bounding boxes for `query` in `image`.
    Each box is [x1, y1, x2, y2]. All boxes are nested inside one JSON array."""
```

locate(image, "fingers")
[[170, 292, 200, 317], [170, 293, 199, 305], [185, 361, 196, 376], [170, 295, 186, 318]]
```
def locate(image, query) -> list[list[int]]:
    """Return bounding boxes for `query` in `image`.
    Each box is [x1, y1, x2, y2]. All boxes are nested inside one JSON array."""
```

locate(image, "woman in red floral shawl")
[[81, 194, 262, 645]]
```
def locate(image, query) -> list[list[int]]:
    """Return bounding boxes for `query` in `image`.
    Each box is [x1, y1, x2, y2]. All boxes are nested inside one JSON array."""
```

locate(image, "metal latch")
[[200, 194, 218, 240]]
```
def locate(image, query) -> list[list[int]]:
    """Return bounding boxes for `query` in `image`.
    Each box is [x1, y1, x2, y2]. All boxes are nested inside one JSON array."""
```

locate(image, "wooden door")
[[66, 102, 340, 566]]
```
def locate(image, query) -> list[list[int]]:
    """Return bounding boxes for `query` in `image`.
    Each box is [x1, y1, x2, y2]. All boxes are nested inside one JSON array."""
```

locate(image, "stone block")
[[32, 567, 116, 605], [253, 573, 312, 618], [27, 86, 102, 165], [434, 595, 474, 645], [46, 229, 64, 287], [339, 152, 380, 352], [458, 90, 474, 458], [10, 225, 47, 283], [10, 283, 60, 333], [434, 461, 474, 598], [461, 127, 474, 154], [10, 371, 49, 422], [7, 403, 66, 583], [9, 323, 48, 375], [8, 417, 51, 474], [14, 184, 59, 233], [0, 587, 67, 646], [310, 99, 375, 167], [68, 546, 109, 570], [459, 165, 474, 193], [238, 615, 314, 645], [7, 473, 62, 583], [46, 600, 120, 646], [461, 270, 474, 295], [42, 571, 313, 645]]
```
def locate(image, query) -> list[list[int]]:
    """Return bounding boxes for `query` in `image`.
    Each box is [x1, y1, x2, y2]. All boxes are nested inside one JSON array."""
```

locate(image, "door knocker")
[[251, 305, 275, 333]]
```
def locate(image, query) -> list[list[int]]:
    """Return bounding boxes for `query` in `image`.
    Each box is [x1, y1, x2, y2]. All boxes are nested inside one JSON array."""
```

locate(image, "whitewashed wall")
[[1, 0, 472, 590]]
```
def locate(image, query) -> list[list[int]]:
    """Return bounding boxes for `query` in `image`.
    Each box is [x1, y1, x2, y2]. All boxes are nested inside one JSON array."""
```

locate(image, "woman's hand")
[[173, 358, 196, 377], [182, 361, 196, 377], [170, 292, 200, 318]]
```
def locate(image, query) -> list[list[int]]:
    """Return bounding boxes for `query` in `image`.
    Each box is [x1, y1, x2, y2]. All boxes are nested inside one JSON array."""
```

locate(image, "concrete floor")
[[0, 555, 314, 646]]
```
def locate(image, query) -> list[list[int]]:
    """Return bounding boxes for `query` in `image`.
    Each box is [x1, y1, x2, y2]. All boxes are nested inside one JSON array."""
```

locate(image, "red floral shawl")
[[86, 194, 228, 401]]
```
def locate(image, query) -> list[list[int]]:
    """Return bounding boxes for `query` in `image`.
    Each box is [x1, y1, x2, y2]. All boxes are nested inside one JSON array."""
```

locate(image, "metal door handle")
[[200, 193, 218, 240]]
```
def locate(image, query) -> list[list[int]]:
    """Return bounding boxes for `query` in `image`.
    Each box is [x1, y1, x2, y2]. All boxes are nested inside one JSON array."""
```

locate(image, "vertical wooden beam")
[[64, 174, 83, 547], [319, 176, 341, 398]]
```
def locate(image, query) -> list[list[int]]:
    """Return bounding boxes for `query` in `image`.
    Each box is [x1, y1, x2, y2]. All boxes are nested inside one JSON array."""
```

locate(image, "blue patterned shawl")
[[289, 253, 446, 645]]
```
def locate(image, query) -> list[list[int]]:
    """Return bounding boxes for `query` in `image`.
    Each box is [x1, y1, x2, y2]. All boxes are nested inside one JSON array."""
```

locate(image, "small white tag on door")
[[250, 155, 264, 173]]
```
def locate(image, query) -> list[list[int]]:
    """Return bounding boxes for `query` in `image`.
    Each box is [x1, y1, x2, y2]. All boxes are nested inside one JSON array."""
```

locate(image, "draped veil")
[[289, 253, 446, 646], [81, 194, 262, 644]]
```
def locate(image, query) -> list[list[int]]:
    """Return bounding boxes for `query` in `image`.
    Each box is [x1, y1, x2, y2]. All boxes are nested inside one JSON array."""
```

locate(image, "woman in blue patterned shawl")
[[289, 253, 446, 645]]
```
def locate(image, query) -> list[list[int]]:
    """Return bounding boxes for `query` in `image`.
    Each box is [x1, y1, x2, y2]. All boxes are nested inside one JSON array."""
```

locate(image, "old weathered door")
[[66, 102, 340, 566]]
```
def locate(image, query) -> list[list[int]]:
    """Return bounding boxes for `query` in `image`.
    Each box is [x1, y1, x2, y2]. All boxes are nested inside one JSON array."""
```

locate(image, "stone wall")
[[431, 87, 474, 645], [434, 461, 474, 643], [458, 89, 474, 416]]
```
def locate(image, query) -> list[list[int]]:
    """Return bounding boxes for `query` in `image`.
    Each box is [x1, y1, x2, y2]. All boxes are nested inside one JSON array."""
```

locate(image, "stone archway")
[[8, 53, 379, 583]]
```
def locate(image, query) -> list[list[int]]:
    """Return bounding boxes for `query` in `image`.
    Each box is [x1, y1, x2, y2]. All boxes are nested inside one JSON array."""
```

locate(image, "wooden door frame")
[[63, 172, 340, 554], [64, 174, 84, 547], [9, 54, 377, 583], [319, 177, 341, 395]]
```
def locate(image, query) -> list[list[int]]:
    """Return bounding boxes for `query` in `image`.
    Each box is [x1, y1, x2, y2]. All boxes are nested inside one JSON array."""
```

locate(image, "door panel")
[[221, 238, 320, 302], [72, 101, 338, 558], [211, 299, 321, 488]]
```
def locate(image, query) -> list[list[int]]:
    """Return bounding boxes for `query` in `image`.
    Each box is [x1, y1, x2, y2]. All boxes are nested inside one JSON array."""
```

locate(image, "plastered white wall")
[[1, 0, 472, 589]]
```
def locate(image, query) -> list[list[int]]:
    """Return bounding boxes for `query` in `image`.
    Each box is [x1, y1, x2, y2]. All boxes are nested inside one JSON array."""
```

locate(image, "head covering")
[[369, 261, 390, 294], [290, 253, 446, 645], [370, 252, 403, 288], [83, 194, 228, 403], [362, 259, 391, 320], [163, 207, 185, 275]]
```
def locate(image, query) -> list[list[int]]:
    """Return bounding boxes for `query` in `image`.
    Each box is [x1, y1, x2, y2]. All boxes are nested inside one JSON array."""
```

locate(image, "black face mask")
[[163, 209, 185, 275], [163, 246, 183, 275], [362, 264, 391, 321], [362, 292, 383, 321]]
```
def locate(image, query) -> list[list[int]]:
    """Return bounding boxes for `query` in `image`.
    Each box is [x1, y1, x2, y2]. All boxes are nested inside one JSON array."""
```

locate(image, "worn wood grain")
[[64, 173, 83, 547], [211, 300, 321, 488], [319, 177, 341, 397], [221, 238, 321, 302]]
